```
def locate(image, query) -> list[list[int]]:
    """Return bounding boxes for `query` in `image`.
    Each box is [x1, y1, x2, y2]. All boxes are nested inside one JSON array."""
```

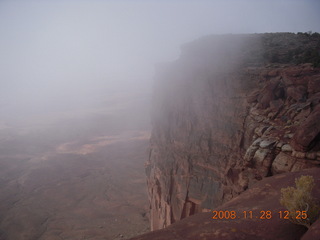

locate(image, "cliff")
[[144, 32, 320, 233]]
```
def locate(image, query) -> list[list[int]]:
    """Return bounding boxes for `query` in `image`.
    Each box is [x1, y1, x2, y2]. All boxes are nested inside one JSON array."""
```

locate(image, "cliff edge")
[[131, 168, 320, 240], [143, 33, 320, 237]]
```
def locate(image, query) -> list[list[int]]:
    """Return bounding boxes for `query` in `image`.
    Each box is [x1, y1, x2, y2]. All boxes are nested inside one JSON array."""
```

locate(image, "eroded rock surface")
[[301, 218, 320, 240], [131, 168, 320, 240], [146, 33, 320, 231]]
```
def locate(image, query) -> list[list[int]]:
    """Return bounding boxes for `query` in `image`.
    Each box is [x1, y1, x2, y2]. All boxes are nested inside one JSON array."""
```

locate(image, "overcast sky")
[[0, 0, 320, 117]]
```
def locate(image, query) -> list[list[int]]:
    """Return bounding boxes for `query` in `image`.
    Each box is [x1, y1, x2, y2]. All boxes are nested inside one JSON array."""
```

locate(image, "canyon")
[[1, 32, 320, 240], [137, 33, 320, 239]]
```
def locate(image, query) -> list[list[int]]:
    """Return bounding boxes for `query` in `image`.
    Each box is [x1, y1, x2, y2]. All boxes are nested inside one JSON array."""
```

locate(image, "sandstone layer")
[[132, 168, 320, 240], [145, 33, 320, 231]]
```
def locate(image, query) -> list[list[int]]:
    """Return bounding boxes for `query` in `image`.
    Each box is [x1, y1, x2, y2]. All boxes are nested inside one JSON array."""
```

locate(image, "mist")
[[0, 0, 320, 239], [1, 0, 320, 127]]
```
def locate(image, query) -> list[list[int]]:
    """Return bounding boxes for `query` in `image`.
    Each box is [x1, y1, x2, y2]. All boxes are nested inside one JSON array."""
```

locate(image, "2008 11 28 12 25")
[[212, 210, 308, 220]]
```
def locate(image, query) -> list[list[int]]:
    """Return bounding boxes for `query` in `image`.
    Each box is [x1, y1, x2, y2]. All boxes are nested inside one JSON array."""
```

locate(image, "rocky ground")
[[131, 167, 320, 240]]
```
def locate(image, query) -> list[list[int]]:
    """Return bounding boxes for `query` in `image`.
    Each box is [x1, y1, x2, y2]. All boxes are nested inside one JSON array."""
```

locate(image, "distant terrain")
[[0, 90, 151, 240]]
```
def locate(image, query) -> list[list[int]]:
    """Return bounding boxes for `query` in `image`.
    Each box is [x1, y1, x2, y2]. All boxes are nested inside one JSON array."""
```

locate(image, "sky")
[[0, 0, 320, 120]]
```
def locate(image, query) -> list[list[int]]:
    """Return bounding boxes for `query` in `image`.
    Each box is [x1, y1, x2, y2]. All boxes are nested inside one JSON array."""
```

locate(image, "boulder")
[[271, 152, 295, 174], [291, 105, 320, 152]]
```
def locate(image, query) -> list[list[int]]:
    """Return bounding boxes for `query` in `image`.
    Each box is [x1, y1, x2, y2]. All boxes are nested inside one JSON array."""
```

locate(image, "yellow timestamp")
[[212, 210, 308, 220]]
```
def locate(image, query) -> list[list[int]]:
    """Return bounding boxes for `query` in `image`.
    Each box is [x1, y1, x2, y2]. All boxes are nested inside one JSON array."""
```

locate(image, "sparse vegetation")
[[297, 48, 320, 67], [261, 32, 320, 66], [280, 175, 320, 228]]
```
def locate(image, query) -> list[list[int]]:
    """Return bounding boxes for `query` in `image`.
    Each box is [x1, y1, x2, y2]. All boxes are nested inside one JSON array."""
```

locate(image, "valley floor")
[[0, 105, 151, 240]]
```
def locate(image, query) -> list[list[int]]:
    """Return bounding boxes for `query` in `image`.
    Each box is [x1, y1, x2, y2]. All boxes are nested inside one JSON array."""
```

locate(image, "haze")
[[1, 0, 320, 126], [0, 1, 320, 239]]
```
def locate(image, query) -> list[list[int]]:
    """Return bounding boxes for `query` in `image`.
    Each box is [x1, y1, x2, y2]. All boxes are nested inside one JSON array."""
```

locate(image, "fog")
[[1, 0, 320, 127], [0, 1, 320, 239]]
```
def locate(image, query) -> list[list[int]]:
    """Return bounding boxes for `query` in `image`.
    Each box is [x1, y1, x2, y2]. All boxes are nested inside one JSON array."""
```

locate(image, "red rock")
[[267, 70, 279, 77], [309, 92, 320, 106], [258, 91, 274, 109], [283, 68, 301, 77], [147, 34, 320, 232], [257, 78, 281, 109], [131, 168, 320, 240], [291, 105, 320, 151], [301, 218, 320, 240], [247, 90, 260, 103], [308, 76, 320, 94], [287, 85, 307, 102], [269, 99, 284, 112], [281, 66, 312, 86]]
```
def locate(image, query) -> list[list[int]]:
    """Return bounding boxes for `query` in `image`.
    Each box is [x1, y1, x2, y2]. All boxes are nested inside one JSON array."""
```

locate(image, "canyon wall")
[[146, 33, 320, 230]]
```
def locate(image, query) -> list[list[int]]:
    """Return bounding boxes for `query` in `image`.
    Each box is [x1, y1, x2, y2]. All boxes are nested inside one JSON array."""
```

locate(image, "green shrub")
[[280, 175, 320, 228]]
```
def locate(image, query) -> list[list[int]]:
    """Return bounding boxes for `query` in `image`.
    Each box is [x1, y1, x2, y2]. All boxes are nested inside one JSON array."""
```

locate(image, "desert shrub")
[[280, 175, 320, 228], [311, 32, 320, 38], [295, 48, 320, 67]]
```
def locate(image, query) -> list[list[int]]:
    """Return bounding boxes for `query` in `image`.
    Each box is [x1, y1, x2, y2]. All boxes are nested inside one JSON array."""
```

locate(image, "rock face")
[[131, 168, 320, 240], [301, 217, 320, 240], [145, 33, 320, 231]]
